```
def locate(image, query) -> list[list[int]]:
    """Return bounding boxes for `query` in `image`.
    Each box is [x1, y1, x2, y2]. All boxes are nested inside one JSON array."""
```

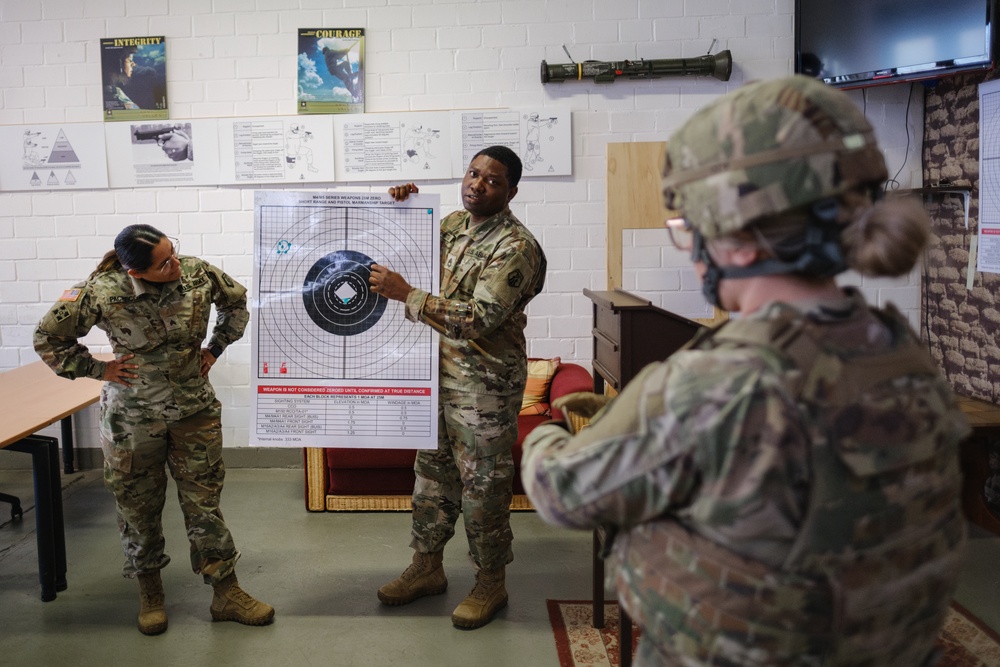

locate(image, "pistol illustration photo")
[[132, 124, 184, 143]]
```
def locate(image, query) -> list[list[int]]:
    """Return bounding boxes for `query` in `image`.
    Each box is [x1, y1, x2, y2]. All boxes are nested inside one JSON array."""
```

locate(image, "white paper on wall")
[[104, 119, 221, 188], [0, 123, 110, 191], [979, 79, 1000, 275], [333, 111, 453, 182], [452, 108, 572, 177], [217, 115, 336, 185]]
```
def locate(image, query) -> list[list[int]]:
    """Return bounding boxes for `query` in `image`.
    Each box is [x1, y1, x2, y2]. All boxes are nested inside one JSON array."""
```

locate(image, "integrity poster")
[[100, 36, 168, 122], [297, 28, 365, 114]]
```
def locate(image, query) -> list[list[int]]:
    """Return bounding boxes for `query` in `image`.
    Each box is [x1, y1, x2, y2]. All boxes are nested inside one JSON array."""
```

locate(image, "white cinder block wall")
[[0, 0, 924, 450]]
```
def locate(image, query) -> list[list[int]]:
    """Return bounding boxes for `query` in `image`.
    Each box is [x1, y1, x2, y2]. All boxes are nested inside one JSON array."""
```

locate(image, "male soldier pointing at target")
[[369, 145, 546, 629]]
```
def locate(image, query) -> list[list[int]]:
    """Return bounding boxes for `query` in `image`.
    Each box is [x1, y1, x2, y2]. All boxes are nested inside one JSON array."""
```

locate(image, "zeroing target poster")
[[251, 190, 440, 448]]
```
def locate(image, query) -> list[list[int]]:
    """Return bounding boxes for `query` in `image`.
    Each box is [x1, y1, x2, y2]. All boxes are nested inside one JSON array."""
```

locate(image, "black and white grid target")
[[982, 86, 1000, 226], [256, 204, 435, 380]]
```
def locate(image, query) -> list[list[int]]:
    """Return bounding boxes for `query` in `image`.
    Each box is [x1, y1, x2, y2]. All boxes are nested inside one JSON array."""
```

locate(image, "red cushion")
[[318, 363, 593, 500], [325, 447, 416, 469], [327, 467, 417, 495]]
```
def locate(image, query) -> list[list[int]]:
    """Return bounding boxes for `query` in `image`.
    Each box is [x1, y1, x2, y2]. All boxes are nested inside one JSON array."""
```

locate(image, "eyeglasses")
[[665, 218, 694, 252], [151, 237, 180, 274]]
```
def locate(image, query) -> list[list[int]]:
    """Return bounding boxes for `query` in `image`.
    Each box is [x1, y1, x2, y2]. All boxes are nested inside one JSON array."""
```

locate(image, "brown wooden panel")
[[606, 141, 670, 291], [606, 141, 728, 327]]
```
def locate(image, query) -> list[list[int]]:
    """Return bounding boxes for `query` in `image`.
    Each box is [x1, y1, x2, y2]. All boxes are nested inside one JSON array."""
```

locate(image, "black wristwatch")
[[208, 344, 224, 359]]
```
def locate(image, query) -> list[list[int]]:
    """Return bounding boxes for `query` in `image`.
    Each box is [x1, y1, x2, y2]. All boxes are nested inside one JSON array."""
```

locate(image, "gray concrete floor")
[[0, 468, 593, 667], [2, 467, 999, 666]]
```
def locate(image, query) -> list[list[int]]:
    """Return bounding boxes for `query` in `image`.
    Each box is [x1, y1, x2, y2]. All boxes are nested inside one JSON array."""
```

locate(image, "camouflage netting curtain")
[[923, 69, 1000, 404]]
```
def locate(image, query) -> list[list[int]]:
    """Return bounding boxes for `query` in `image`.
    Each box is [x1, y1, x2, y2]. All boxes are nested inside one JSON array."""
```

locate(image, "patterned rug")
[[547, 600, 1000, 667]]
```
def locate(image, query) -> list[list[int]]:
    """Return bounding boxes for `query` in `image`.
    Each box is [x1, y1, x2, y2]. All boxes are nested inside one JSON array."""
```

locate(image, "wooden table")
[[0, 357, 108, 601]]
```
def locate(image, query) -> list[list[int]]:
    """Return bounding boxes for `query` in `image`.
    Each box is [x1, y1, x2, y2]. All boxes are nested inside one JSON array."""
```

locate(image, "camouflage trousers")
[[409, 388, 518, 571], [100, 399, 239, 584]]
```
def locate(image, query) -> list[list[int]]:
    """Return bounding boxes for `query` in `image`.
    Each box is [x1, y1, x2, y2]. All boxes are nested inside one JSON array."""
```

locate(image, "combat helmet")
[[662, 75, 888, 239]]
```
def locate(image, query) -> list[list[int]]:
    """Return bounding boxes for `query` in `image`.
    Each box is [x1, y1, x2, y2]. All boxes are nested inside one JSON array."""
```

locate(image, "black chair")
[[0, 491, 24, 521]]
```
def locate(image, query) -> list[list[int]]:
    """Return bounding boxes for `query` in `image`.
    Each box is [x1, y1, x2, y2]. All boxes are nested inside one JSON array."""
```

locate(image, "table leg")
[[592, 370, 608, 630], [60, 416, 75, 474], [43, 436, 68, 591], [8, 435, 65, 601], [620, 607, 633, 667], [593, 528, 605, 628]]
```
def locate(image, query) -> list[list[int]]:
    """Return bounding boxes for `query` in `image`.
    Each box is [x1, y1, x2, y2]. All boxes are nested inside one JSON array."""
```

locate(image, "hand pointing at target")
[[369, 263, 413, 302]]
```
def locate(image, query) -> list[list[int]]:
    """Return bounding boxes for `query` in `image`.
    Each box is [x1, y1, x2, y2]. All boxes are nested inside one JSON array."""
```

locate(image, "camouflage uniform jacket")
[[405, 207, 546, 396], [34, 256, 249, 422], [522, 289, 970, 665]]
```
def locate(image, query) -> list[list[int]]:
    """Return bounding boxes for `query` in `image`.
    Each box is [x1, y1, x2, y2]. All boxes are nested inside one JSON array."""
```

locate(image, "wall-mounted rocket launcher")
[[540, 49, 732, 84]]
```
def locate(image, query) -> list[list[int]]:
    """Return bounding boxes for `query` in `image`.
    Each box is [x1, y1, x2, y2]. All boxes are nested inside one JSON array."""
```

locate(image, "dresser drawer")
[[593, 329, 621, 390], [594, 304, 621, 346]]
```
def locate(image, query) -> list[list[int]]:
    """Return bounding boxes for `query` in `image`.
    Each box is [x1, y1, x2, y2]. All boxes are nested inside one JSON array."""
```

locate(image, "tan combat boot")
[[210, 573, 275, 625], [377, 550, 447, 605], [451, 566, 507, 629], [136, 571, 168, 635]]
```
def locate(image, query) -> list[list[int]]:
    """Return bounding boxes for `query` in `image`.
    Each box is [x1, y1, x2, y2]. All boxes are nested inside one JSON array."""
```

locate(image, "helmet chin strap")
[[693, 198, 848, 309]]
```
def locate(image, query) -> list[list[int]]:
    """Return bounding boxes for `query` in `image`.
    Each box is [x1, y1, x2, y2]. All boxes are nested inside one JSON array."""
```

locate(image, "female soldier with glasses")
[[34, 223, 273, 635]]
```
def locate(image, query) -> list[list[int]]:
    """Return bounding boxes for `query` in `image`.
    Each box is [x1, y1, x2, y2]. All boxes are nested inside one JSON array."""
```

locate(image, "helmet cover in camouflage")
[[661, 75, 888, 238]]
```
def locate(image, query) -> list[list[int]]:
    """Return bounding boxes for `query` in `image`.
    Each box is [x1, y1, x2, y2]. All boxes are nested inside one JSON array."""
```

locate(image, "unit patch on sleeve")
[[53, 304, 71, 322], [507, 269, 524, 288]]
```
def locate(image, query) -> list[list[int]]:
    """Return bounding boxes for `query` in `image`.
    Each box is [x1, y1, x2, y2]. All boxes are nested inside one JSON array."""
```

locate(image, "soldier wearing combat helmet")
[[522, 76, 969, 666]]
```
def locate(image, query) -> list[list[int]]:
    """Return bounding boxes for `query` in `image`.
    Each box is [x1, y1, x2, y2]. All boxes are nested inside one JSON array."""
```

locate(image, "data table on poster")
[[256, 386, 433, 438]]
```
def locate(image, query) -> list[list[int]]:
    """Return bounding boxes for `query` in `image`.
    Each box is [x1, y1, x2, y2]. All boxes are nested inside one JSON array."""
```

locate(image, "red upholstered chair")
[[304, 361, 593, 511]]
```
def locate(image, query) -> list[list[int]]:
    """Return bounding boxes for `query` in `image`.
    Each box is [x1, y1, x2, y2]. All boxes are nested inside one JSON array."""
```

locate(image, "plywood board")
[[606, 141, 727, 326]]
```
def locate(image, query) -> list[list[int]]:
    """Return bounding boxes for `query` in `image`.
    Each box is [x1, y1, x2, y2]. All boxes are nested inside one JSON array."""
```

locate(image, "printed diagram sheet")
[[0, 123, 110, 191], [105, 118, 221, 188], [453, 108, 572, 177], [334, 111, 452, 181], [252, 190, 440, 449], [218, 115, 336, 184]]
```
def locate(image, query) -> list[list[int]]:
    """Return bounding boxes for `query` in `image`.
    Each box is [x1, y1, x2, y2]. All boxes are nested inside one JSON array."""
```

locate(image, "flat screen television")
[[795, 0, 996, 89]]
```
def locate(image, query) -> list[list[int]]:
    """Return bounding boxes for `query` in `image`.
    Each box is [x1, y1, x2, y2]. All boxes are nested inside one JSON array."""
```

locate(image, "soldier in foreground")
[[522, 76, 969, 665], [34, 224, 273, 635], [371, 145, 546, 628]]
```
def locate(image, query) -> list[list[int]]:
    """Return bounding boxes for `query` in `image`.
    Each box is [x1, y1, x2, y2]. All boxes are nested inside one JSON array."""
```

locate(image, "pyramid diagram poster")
[[251, 190, 440, 449], [0, 123, 109, 191]]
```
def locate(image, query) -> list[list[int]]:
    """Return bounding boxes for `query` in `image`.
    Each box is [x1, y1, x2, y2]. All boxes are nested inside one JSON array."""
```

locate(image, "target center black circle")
[[302, 250, 386, 336]]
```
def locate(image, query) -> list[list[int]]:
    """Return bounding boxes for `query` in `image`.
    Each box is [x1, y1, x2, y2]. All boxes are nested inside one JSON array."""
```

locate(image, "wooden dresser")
[[582, 288, 704, 395], [580, 288, 704, 655], [955, 394, 1000, 536]]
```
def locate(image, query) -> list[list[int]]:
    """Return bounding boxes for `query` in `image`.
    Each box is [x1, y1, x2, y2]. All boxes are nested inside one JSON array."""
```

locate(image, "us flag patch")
[[59, 289, 81, 302]]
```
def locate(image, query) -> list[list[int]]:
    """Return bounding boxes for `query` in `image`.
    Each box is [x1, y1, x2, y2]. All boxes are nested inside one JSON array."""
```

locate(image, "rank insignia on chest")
[[445, 254, 458, 271], [59, 289, 81, 302]]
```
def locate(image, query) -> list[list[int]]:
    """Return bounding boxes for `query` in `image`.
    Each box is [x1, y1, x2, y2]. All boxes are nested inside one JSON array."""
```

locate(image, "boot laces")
[[225, 583, 258, 607], [140, 590, 164, 606], [400, 560, 427, 583], [138, 577, 164, 606], [469, 572, 498, 600]]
